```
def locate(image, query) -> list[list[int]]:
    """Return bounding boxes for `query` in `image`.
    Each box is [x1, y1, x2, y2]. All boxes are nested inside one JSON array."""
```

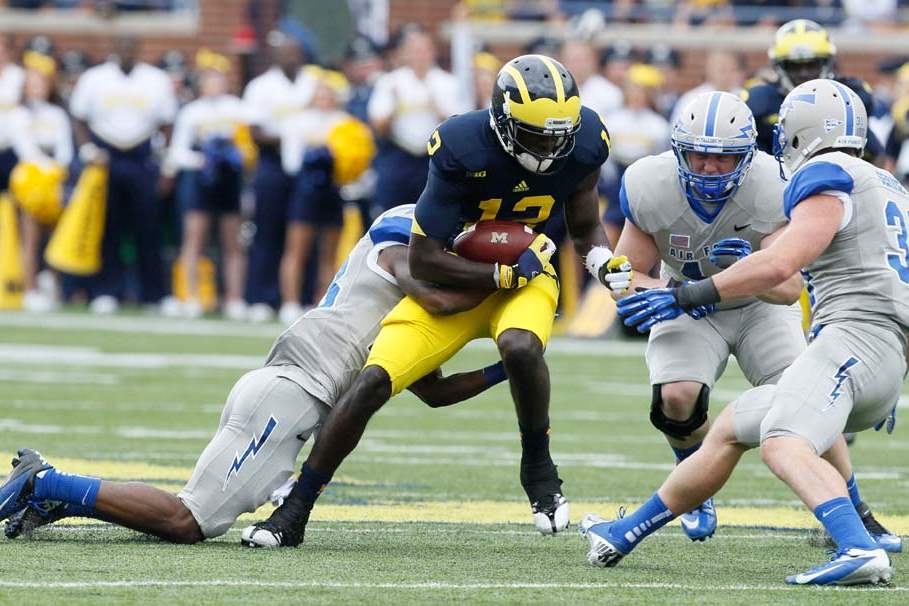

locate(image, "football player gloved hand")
[[599, 255, 633, 294], [495, 233, 556, 289], [616, 287, 716, 333], [874, 405, 897, 434], [708, 237, 752, 269]]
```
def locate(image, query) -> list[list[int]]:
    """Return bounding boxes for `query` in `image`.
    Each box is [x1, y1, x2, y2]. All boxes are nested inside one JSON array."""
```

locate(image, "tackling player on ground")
[[0, 205, 507, 543], [241, 54, 626, 547], [583, 80, 908, 585], [604, 91, 899, 547]]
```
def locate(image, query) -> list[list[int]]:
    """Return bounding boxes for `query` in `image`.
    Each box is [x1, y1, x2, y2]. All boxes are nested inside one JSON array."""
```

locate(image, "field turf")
[[0, 310, 907, 605]]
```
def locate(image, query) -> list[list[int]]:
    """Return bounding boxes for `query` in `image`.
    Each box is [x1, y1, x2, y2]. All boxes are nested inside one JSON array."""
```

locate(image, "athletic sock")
[[32, 468, 101, 511], [519, 425, 560, 498], [296, 462, 333, 504], [815, 496, 877, 551], [671, 442, 701, 463], [846, 474, 862, 509], [606, 492, 675, 554]]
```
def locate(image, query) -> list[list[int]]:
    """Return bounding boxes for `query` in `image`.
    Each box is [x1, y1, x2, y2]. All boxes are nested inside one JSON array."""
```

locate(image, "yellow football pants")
[[366, 273, 559, 396]]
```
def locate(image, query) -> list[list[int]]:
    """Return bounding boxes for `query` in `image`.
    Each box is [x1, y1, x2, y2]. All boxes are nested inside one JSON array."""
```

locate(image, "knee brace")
[[650, 384, 709, 440]]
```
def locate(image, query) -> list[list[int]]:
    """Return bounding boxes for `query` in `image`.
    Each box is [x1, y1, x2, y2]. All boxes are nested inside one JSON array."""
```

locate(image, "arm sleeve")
[[412, 160, 467, 241], [53, 110, 74, 167], [157, 76, 178, 125], [168, 107, 200, 169], [241, 81, 265, 127], [783, 161, 855, 220]]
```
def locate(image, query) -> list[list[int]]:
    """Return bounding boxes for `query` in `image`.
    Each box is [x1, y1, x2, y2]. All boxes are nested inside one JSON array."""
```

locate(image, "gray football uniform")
[[179, 206, 413, 537], [622, 151, 805, 390], [733, 153, 909, 453]]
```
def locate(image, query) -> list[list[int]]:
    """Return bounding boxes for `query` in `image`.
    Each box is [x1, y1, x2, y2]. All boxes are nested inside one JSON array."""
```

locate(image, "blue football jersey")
[[412, 106, 610, 242]]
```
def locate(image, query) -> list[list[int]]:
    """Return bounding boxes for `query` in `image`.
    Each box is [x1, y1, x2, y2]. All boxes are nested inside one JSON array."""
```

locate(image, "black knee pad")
[[650, 384, 709, 440]]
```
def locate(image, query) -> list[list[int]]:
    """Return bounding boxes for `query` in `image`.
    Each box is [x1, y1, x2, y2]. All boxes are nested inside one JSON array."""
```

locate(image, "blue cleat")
[[579, 512, 628, 568], [786, 547, 892, 586], [0, 449, 50, 523], [679, 496, 716, 541]]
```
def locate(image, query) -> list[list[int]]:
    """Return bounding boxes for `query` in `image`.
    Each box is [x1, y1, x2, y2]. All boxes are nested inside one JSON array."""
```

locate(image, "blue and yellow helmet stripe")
[[496, 54, 581, 132]]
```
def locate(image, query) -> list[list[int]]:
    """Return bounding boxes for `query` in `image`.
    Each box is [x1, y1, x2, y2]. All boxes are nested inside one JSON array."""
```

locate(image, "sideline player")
[[583, 80, 907, 585], [743, 19, 883, 159], [0, 205, 507, 543], [605, 91, 898, 547], [241, 54, 625, 547]]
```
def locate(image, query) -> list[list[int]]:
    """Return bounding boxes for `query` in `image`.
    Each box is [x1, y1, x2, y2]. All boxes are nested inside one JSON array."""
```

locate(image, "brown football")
[[452, 220, 537, 265]]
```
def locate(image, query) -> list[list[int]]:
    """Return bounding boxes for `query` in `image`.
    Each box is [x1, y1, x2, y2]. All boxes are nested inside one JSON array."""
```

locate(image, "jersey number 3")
[[885, 200, 909, 284]]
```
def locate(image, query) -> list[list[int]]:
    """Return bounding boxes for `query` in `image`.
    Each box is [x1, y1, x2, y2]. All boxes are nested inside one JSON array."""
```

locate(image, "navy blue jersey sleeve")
[[413, 160, 467, 241], [783, 161, 854, 219], [572, 106, 611, 171]]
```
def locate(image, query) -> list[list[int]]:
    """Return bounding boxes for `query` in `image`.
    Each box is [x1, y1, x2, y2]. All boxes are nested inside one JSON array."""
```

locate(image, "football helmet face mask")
[[491, 54, 582, 174], [671, 91, 757, 223], [773, 79, 867, 179], [769, 19, 836, 93]]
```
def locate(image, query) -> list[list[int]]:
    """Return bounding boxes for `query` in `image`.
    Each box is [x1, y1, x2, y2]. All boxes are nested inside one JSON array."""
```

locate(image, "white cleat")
[[532, 493, 569, 535], [240, 524, 283, 548], [786, 547, 893, 586]]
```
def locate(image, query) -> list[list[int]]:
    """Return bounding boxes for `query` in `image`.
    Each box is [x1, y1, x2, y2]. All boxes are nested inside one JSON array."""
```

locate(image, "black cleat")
[[240, 483, 312, 548], [5, 499, 66, 539], [532, 492, 570, 535], [811, 501, 903, 554], [0, 449, 50, 523]]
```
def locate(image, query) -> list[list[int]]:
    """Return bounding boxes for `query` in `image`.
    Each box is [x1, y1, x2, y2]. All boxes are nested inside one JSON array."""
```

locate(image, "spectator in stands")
[[886, 63, 909, 183], [367, 24, 468, 214], [242, 30, 315, 323], [167, 49, 249, 320], [343, 36, 383, 124], [0, 35, 25, 194], [8, 50, 73, 313], [57, 50, 90, 105], [159, 50, 194, 107], [842, 0, 898, 30], [450, 1, 502, 110], [69, 35, 177, 314], [670, 50, 744, 125], [560, 39, 622, 119], [601, 64, 671, 247], [646, 44, 683, 119], [601, 42, 636, 89]]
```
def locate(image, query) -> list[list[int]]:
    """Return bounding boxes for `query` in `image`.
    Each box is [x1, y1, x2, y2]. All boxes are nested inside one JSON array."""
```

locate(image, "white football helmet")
[[671, 91, 757, 223], [773, 78, 867, 177]]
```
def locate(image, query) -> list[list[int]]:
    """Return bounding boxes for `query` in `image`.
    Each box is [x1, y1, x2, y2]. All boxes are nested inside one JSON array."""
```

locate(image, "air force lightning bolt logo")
[[823, 357, 861, 411], [223, 416, 278, 490]]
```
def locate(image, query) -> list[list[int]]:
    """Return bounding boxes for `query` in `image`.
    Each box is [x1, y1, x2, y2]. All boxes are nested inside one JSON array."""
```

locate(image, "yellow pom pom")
[[326, 117, 376, 185], [10, 161, 65, 225]]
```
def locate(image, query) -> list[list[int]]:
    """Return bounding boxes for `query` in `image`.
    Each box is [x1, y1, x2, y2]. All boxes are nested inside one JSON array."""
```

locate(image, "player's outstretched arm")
[[754, 227, 804, 305], [381, 244, 491, 314], [611, 220, 665, 298], [408, 362, 508, 408], [409, 232, 504, 290]]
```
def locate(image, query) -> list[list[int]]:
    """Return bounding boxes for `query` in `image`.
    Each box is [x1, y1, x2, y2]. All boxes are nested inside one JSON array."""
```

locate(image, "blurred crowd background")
[[0, 0, 908, 333]]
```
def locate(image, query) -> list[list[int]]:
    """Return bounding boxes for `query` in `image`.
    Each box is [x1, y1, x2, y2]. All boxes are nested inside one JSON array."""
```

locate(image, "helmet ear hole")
[[792, 136, 800, 149]]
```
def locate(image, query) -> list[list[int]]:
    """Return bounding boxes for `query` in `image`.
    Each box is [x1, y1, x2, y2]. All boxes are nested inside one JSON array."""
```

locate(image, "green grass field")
[[0, 310, 907, 605]]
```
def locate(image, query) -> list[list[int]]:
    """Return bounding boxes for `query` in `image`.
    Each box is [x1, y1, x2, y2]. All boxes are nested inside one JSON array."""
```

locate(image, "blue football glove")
[[708, 237, 752, 269], [874, 405, 897, 434], [616, 288, 686, 333]]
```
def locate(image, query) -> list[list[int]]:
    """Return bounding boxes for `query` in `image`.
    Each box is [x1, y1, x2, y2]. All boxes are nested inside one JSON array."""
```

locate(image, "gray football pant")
[[646, 301, 805, 388], [178, 365, 329, 538], [733, 322, 906, 453]]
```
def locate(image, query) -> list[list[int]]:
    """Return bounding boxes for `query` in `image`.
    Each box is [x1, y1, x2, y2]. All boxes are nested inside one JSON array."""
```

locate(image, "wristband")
[[482, 361, 508, 386], [584, 245, 614, 280], [674, 278, 721, 310]]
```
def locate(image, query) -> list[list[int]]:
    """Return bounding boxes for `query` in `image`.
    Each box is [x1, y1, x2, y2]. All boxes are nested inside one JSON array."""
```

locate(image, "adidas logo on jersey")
[[513, 180, 529, 193]]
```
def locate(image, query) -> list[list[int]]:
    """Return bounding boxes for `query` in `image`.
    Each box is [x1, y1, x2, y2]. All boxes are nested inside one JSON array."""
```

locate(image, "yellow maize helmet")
[[10, 161, 65, 225], [326, 117, 376, 186], [768, 19, 836, 93]]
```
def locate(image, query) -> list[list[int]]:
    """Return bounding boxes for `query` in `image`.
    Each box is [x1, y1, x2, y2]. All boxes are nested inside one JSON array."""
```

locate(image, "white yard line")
[[0, 579, 901, 592]]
